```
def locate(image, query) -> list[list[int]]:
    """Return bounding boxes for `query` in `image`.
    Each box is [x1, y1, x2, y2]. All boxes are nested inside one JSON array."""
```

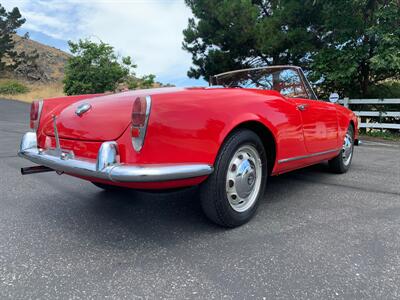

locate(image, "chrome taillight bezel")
[[30, 99, 43, 132], [131, 95, 152, 152]]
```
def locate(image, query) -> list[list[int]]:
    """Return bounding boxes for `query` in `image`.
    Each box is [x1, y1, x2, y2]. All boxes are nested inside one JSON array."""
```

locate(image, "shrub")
[[63, 39, 134, 95], [0, 80, 29, 95], [63, 39, 157, 95]]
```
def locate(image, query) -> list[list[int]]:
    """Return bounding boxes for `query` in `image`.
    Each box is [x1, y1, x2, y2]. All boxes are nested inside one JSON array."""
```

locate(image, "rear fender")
[[335, 105, 359, 145], [218, 113, 276, 144], [218, 113, 278, 171]]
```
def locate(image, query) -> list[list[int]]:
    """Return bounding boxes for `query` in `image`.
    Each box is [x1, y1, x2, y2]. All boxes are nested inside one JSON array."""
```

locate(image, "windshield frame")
[[210, 65, 317, 100]]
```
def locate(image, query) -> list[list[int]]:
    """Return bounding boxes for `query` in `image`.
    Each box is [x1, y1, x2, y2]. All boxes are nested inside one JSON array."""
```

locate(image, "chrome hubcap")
[[342, 131, 353, 166], [226, 145, 262, 212]]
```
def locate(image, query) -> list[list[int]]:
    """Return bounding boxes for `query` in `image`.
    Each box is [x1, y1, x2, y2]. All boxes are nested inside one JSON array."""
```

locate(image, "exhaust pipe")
[[21, 166, 54, 175]]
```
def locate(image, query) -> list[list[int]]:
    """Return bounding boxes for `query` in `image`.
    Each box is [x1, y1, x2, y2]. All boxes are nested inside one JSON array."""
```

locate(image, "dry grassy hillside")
[[0, 35, 69, 102], [1, 35, 172, 102], [12, 34, 71, 82]]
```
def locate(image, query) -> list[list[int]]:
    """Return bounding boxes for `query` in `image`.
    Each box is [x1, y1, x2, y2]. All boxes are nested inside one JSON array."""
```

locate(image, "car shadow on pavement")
[[62, 185, 228, 247], [36, 162, 332, 249]]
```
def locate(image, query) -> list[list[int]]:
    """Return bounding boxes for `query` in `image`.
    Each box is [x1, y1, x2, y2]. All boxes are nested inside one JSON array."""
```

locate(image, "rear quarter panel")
[[117, 88, 307, 175]]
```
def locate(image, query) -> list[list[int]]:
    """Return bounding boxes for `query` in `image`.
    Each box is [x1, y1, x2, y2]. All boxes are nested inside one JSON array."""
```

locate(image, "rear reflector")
[[131, 127, 140, 138], [131, 96, 151, 152]]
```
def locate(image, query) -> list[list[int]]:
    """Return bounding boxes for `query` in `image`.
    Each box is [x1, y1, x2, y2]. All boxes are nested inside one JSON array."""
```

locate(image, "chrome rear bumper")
[[18, 132, 213, 182]]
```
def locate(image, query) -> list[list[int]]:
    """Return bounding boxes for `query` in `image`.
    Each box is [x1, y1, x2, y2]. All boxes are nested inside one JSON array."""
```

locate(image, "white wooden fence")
[[338, 98, 400, 130]]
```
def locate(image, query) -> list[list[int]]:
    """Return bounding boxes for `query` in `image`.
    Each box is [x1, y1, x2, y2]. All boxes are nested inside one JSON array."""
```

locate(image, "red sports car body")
[[19, 66, 358, 227]]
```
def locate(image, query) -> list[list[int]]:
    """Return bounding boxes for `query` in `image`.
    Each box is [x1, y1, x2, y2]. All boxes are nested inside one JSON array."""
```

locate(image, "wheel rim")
[[342, 129, 353, 166], [226, 145, 263, 213]]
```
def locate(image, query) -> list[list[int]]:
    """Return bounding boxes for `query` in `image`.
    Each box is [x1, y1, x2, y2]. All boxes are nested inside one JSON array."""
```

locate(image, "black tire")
[[91, 182, 126, 191], [329, 125, 355, 174], [200, 129, 268, 228]]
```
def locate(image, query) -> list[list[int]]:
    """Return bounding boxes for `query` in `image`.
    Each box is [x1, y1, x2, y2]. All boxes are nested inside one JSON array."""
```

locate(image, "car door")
[[278, 68, 339, 154], [291, 98, 339, 153]]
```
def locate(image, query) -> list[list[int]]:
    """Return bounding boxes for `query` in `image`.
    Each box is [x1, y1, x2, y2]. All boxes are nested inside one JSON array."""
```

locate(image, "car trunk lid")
[[42, 88, 184, 142]]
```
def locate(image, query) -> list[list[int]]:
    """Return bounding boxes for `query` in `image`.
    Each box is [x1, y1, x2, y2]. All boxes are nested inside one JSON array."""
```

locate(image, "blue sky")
[[2, 0, 207, 87]]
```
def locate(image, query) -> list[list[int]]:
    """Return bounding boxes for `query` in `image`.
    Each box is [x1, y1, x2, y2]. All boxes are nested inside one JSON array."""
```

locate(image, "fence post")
[[343, 97, 349, 108], [379, 111, 383, 132]]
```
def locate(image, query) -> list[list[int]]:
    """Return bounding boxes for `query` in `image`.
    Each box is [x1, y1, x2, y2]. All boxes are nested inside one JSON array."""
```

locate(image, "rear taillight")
[[30, 100, 43, 131], [131, 96, 151, 152], [132, 97, 147, 127]]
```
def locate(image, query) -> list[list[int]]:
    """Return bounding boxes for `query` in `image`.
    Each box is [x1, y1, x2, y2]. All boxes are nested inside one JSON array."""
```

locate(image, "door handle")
[[297, 104, 308, 111]]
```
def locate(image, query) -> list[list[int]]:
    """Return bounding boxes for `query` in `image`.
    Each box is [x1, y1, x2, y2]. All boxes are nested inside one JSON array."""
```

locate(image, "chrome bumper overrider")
[[18, 132, 214, 182]]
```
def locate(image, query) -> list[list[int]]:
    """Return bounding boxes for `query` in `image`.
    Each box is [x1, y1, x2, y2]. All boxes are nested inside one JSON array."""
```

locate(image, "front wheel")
[[200, 129, 267, 228], [329, 125, 355, 173]]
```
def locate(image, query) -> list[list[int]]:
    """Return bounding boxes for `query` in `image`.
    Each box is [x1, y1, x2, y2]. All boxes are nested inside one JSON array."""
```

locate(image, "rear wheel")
[[200, 129, 267, 227], [329, 125, 354, 173]]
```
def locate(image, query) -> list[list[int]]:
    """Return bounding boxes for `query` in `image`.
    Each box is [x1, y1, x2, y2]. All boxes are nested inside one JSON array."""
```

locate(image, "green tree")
[[183, 0, 323, 80], [63, 39, 135, 95], [0, 4, 25, 72], [183, 0, 400, 98], [64, 39, 158, 94], [310, 0, 400, 98]]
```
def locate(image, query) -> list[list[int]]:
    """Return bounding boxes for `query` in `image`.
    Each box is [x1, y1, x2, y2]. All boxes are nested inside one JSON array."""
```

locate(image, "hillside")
[[0, 35, 171, 102], [0, 35, 70, 102], [8, 35, 71, 82]]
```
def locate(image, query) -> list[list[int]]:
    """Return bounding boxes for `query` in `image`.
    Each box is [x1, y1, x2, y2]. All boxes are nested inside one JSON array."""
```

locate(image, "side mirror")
[[329, 93, 339, 103]]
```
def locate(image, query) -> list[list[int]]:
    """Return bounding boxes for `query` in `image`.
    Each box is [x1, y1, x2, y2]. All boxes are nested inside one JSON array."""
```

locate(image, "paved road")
[[1, 99, 400, 299]]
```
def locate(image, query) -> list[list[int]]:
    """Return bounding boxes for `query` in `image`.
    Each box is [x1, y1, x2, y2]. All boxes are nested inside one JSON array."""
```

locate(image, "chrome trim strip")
[[278, 148, 341, 164], [298, 67, 318, 100], [213, 65, 301, 79], [108, 164, 213, 182], [211, 65, 318, 100], [18, 132, 213, 183]]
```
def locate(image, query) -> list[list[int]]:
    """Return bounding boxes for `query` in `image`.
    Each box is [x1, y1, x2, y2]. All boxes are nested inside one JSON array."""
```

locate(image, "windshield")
[[211, 66, 317, 100]]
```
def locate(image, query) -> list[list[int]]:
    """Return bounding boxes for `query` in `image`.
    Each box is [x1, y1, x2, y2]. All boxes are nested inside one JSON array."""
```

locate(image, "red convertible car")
[[19, 66, 358, 227]]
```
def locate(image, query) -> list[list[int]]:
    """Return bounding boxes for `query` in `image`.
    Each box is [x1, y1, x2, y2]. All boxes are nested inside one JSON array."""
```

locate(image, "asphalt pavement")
[[1, 99, 400, 299]]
